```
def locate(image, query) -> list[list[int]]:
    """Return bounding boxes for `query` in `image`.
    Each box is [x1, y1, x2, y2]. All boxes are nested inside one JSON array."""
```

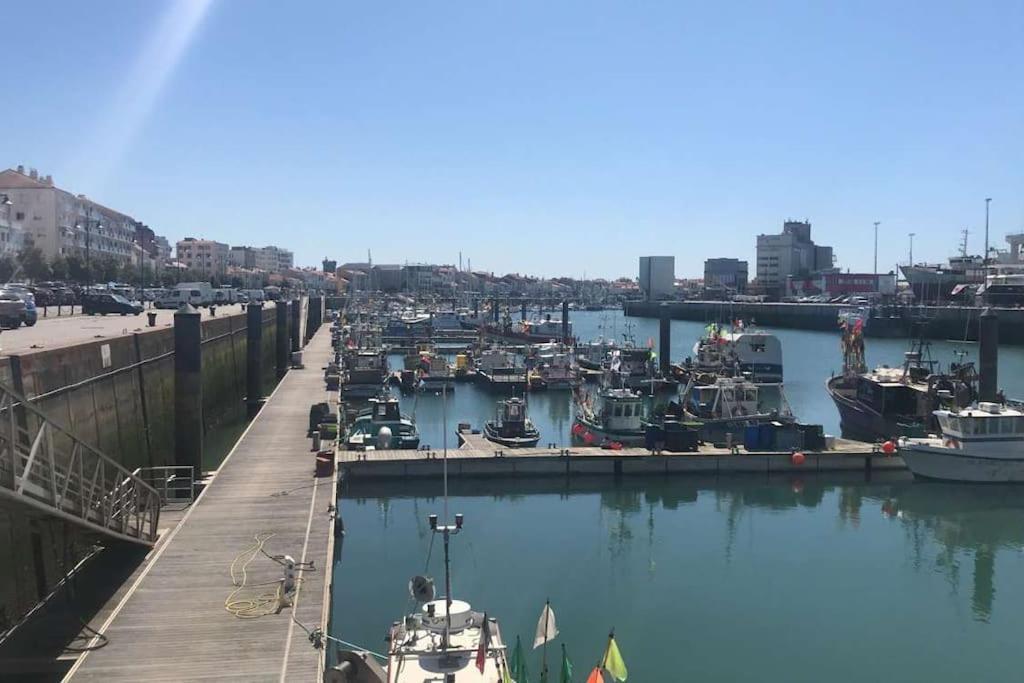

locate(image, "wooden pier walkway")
[[339, 430, 906, 479], [65, 327, 336, 682]]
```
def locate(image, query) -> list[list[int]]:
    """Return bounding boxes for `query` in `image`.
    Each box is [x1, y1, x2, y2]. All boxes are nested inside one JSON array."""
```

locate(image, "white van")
[[214, 287, 238, 304], [155, 283, 214, 309]]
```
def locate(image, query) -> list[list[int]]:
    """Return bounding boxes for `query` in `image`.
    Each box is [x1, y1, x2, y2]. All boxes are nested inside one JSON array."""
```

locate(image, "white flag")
[[533, 602, 559, 649]]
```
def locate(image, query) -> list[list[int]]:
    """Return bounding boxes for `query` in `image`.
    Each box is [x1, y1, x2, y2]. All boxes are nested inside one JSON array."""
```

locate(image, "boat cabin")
[[854, 369, 929, 418], [497, 397, 526, 427], [934, 402, 1024, 445], [600, 389, 646, 430], [690, 379, 762, 419], [368, 396, 402, 422]]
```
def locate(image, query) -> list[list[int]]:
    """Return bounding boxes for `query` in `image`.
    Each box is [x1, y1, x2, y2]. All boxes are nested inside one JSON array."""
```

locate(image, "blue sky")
[[3, 1, 1022, 278]]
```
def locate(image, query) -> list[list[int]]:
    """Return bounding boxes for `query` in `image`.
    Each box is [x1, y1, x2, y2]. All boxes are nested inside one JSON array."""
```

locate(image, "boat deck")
[[65, 327, 337, 682], [338, 431, 905, 479]]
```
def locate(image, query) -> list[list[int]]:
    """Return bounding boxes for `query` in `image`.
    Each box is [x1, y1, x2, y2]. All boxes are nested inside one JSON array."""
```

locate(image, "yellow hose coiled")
[[224, 533, 291, 619]]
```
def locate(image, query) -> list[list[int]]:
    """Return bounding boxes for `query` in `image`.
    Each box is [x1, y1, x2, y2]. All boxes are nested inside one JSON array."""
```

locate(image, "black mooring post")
[[979, 308, 999, 403], [275, 301, 290, 379], [246, 303, 264, 417], [291, 298, 301, 352], [174, 304, 203, 474], [659, 305, 671, 376]]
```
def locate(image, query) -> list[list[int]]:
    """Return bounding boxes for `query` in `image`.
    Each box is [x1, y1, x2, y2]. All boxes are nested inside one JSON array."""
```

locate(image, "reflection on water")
[[335, 476, 1024, 680], [880, 484, 1024, 622]]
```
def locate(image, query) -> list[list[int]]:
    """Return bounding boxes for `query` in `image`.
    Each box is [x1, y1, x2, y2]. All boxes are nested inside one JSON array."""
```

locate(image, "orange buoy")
[[791, 451, 806, 466], [882, 440, 896, 455]]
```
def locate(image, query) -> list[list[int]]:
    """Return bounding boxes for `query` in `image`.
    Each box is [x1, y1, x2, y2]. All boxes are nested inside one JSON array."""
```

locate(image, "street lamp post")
[[84, 205, 94, 287], [985, 198, 992, 263]]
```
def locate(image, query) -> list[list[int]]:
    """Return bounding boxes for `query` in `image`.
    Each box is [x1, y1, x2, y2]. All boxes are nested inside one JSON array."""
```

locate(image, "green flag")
[[560, 643, 573, 683], [511, 635, 531, 683]]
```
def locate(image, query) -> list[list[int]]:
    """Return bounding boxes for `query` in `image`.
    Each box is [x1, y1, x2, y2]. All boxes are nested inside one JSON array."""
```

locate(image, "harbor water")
[[333, 476, 1024, 681], [332, 310, 1024, 679]]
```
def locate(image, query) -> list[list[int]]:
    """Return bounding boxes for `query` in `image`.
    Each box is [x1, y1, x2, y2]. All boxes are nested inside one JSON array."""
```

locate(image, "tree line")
[[2, 246, 272, 289]]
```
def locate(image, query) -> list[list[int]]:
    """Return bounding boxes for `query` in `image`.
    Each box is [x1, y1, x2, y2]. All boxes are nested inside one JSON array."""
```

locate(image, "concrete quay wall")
[[0, 299, 326, 642]]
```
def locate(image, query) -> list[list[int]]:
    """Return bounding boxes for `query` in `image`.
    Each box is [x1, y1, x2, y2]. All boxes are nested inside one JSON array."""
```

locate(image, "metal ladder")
[[0, 382, 161, 545]]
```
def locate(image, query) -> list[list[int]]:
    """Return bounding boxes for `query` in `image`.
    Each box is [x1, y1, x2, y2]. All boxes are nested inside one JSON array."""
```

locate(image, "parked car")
[[0, 293, 26, 328], [82, 293, 144, 316], [1, 287, 38, 326]]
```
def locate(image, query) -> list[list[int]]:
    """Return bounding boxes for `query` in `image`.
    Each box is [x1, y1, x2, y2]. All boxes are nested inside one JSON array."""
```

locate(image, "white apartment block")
[[177, 237, 229, 277], [229, 245, 293, 273], [0, 197, 24, 257], [0, 166, 151, 265]]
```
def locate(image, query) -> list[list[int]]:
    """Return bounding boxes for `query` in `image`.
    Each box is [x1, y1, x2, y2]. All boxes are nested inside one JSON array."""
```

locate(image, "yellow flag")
[[603, 636, 628, 681]]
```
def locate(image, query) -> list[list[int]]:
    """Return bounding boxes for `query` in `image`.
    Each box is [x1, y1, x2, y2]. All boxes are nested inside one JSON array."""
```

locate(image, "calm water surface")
[[331, 310, 1024, 680], [332, 476, 1024, 681]]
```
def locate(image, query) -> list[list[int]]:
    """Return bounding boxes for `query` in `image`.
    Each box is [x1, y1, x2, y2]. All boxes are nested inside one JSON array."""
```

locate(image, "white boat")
[[679, 328, 784, 384], [329, 385, 515, 683], [572, 384, 648, 446], [900, 401, 1024, 482]]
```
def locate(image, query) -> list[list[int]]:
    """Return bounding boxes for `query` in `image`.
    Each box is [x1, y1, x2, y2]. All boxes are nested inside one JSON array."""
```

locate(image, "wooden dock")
[[65, 327, 337, 682], [338, 430, 906, 479]]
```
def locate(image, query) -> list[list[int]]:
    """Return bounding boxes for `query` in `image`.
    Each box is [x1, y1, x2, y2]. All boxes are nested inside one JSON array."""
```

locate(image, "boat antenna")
[[429, 380, 463, 652]]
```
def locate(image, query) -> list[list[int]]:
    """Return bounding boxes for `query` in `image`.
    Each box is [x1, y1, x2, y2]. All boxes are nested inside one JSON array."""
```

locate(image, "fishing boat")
[[900, 401, 1024, 482], [404, 342, 455, 393], [674, 324, 784, 384], [341, 348, 389, 400], [330, 385, 514, 683], [483, 397, 540, 447], [478, 313, 573, 344], [681, 376, 793, 444], [576, 337, 616, 371], [475, 347, 528, 391], [572, 384, 647, 447], [528, 342, 579, 391], [344, 395, 420, 450], [826, 313, 977, 441]]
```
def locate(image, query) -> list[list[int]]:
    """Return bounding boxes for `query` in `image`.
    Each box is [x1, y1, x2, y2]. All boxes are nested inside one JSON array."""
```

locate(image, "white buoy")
[[377, 426, 393, 449]]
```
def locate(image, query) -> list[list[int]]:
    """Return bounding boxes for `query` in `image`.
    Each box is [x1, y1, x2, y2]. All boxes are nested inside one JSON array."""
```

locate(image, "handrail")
[[0, 381, 161, 545]]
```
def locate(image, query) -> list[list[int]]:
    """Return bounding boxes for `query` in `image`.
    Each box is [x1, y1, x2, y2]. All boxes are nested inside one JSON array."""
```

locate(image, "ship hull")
[[571, 417, 646, 447], [483, 422, 540, 448], [826, 376, 925, 441], [901, 443, 1024, 483]]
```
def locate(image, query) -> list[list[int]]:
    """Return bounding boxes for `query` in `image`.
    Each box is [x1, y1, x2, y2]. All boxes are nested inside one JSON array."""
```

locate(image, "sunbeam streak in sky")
[[69, 0, 214, 195]]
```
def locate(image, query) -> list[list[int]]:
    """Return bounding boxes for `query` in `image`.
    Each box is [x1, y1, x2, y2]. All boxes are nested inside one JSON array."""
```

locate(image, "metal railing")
[[135, 465, 195, 506], [0, 382, 161, 545]]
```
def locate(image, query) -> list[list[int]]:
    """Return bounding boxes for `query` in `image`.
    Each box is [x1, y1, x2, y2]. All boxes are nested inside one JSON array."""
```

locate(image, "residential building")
[[177, 237, 229, 277], [755, 220, 834, 296], [153, 235, 172, 261], [0, 197, 24, 257], [229, 245, 293, 273], [263, 245, 293, 271], [0, 166, 159, 266], [638, 256, 675, 300], [704, 258, 748, 293]]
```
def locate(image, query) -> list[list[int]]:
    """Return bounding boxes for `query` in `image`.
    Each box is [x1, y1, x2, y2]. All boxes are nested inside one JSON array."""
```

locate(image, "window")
[[623, 404, 633, 417], [613, 405, 622, 417], [15, 212, 24, 220]]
